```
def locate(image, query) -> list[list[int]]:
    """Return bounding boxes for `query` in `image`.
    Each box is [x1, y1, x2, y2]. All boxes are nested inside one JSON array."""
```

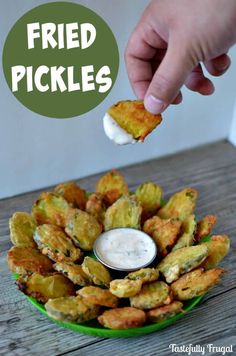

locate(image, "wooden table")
[[1, 140, 235, 356]]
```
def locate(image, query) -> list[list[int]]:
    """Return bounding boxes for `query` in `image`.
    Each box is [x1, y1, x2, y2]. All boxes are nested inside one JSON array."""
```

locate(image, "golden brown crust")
[[135, 182, 163, 221], [82, 256, 111, 287], [9, 212, 36, 248], [96, 170, 128, 206], [195, 215, 218, 242], [126, 268, 159, 284], [85, 192, 106, 225], [53, 262, 91, 286], [54, 182, 87, 210], [98, 307, 146, 329], [200, 235, 230, 269], [77, 286, 119, 308], [110, 279, 143, 298], [147, 301, 183, 322]]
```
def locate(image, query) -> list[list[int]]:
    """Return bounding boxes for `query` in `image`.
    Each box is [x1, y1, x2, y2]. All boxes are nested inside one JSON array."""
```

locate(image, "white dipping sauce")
[[94, 228, 157, 271], [103, 112, 137, 145]]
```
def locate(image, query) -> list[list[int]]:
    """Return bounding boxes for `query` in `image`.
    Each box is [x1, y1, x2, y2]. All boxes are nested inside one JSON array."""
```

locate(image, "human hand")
[[125, 0, 236, 114]]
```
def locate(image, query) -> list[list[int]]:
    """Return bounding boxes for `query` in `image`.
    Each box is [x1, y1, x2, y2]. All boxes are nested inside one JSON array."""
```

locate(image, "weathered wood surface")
[[0, 140, 235, 356]]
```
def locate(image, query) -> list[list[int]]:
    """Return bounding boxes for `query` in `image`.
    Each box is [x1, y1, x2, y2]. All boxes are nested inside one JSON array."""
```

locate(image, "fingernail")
[[144, 95, 167, 114]]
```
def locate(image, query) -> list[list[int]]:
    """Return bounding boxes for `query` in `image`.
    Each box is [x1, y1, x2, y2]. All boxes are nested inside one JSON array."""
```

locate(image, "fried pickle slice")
[[54, 181, 87, 210], [34, 224, 82, 263], [147, 301, 183, 323], [9, 212, 36, 248], [158, 188, 198, 221], [195, 215, 218, 242], [17, 273, 75, 303], [65, 209, 102, 251], [53, 262, 91, 286], [98, 307, 146, 329], [45, 295, 100, 322], [85, 193, 106, 225], [104, 195, 142, 231], [143, 216, 182, 257], [135, 182, 163, 220], [107, 100, 162, 142], [200, 235, 230, 269], [171, 268, 225, 300], [172, 214, 196, 251], [82, 256, 111, 287], [130, 281, 172, 310], [7, 246, 53, 275], [77, 286, 119, 308], [96, 170, 128, 206], [110, 279, 142, 298], [126, 268, 159, 284], [157, 245, 209, 283], [32, 192, 71, 227]]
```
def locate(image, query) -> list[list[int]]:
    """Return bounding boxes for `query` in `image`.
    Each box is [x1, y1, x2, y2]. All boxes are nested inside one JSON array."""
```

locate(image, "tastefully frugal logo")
[[2, 2, 119, 118]]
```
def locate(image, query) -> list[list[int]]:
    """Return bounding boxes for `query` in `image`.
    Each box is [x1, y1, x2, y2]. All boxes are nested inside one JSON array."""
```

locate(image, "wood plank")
[[1, 140, 236, 355]]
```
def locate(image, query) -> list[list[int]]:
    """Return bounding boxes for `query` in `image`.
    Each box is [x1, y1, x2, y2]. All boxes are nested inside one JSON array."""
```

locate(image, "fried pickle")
[[104, 195, 142, 231], [9, 212, 36, 248], [32, 192, 71, 227], [17, 273, 75, 303], [54, 181, 87, 210], [96, 170, 128, 206], [53, 262, 91, 286], [195, 215, 218, 242], [82, 256, 111, 287], [147, 301, 183, 322], [171, 268, 225, 300], [172, 214, 196, 251], [77, 286, 119, 308], [7, 246, 53, 275], [34, 224, 82, 262], [143, 216, 182, 257], [126, 268, 159, 284], [98, 307, 146, 329], [109, 279, 142, 298], [135, 182, 163, 220], [157, 245, 209, 283], [130, 281, 171, 310], [45, 295, 100, 322], [65, 209, 102, 251], [107, 100, 162, 142], [85, 192, 106, 225], [158, 188, 198, 221], [200, 235, 230, 269]]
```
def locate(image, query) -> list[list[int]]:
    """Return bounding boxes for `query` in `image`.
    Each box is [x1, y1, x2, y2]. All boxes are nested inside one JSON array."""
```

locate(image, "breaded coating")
[[17, 273, 75, 303], [82, 256, 111, 287], [32, 192, 71, 227], [34, 224, 82, 263], [54, 181, 87, 210], [135, 182, 163, 220], [45, 295, 100, 322], [98, 307, 146, 329], [158, 188, 198, 221], [143, 216, 182, 257], [157, 245, 209, 283], [7, 246, 53, 275], [65, 209, 102, 251], [126, 268, 159, 284], [104, 195, 142, 231], [147, 301, 183, 322], [108, 100, 162, 142], [171, 268, 225, 300], [195, 215, 218, 242], [109, 279, 142, 298], [172, 214, 196, 251], [77, 286, 119, 308], [200, 235, 230, 269], [96, 170, 128, 206], [130, 281, 171, 310], [53, 262, 91, 286], [85, 193, 106, 225], [9, 212, 36, 248]]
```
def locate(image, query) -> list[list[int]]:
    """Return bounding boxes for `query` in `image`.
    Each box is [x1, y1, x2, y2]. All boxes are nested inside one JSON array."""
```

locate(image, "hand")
[[125, 0, 236, 114]]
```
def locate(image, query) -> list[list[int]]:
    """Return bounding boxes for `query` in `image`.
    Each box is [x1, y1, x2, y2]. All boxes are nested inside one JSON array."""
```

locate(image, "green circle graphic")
[[2, 2, 119, 118]]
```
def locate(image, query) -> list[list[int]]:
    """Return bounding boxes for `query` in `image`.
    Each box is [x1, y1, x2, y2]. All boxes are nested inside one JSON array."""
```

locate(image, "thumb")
[[144, 40, 194, 114]]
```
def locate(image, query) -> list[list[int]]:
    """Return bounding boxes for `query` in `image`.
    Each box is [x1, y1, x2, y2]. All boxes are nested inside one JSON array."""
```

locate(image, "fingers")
[[144, 38, 194, 114], [185, 64, 215, 95], [204, 54, 231, 76]]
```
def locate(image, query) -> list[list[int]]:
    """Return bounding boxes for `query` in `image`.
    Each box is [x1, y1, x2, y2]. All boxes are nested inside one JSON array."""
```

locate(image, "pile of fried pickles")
[[7, 170, 230, 330]]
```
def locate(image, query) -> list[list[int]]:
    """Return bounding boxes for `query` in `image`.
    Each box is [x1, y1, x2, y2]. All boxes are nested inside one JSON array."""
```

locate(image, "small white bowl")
[[93, 228, 157, 272]]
